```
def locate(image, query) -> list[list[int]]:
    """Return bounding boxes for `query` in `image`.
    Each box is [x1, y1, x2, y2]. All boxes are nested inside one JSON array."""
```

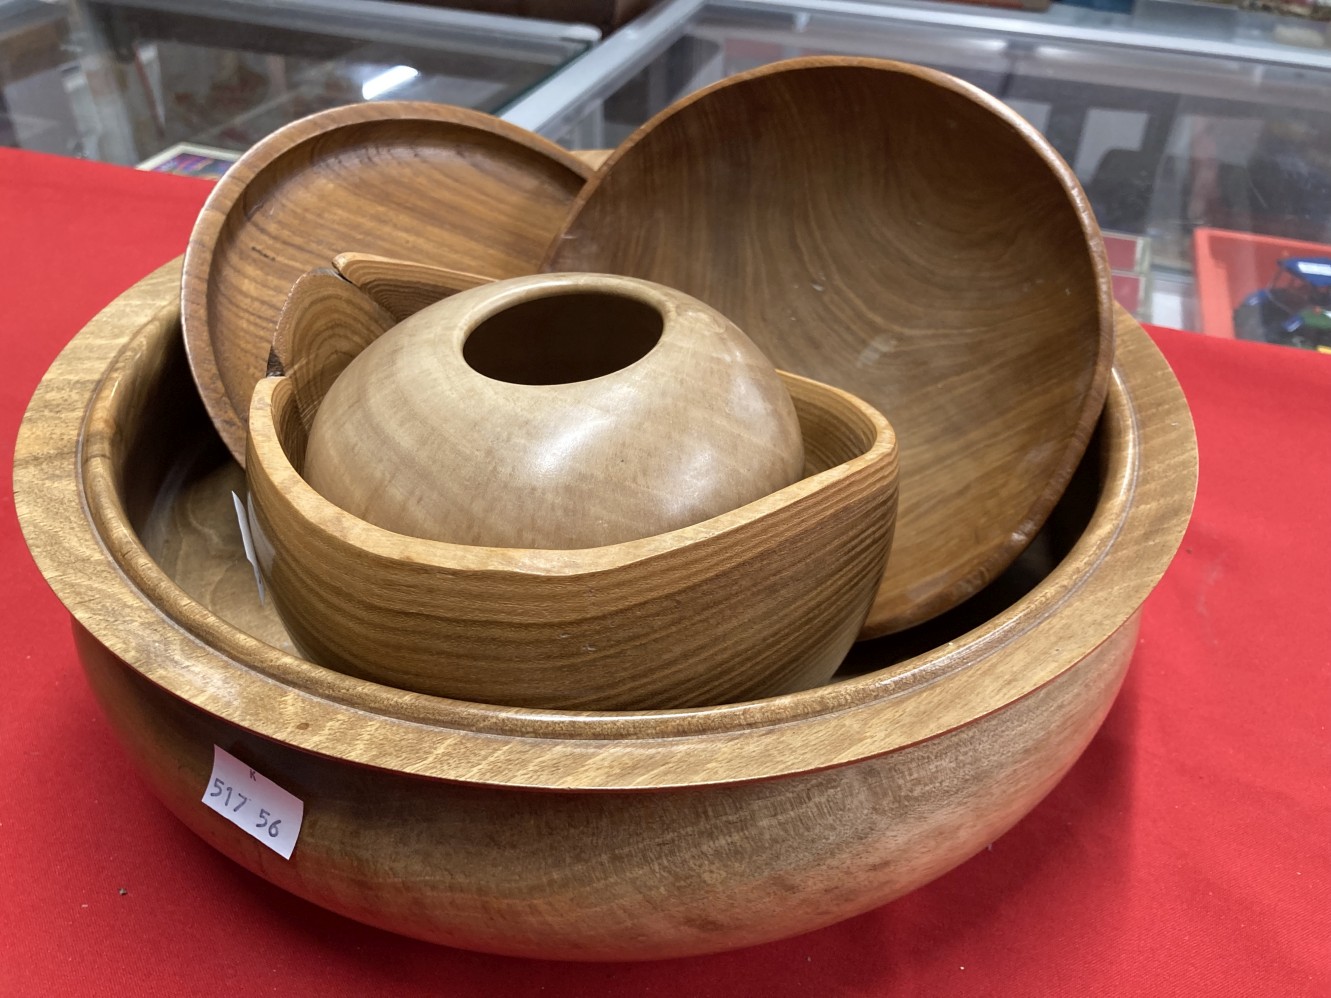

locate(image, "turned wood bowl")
[[248, 271, 896, 710], [14, 263, 1195, 961], [545, 57, 1116, 638], [300, 273, 807, 549]]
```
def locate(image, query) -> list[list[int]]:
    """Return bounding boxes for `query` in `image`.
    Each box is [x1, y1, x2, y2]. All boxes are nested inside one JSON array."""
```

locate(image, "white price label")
[[202, 745, 304, 859]]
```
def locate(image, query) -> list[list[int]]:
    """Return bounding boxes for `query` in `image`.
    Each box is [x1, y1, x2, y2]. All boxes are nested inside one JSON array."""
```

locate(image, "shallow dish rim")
[[180, 101, 594, 466]]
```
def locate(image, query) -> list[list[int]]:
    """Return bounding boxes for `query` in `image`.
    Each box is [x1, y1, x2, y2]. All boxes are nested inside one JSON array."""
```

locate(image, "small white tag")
[[231, 491, 265, 604], [202, 745, 304, 859]]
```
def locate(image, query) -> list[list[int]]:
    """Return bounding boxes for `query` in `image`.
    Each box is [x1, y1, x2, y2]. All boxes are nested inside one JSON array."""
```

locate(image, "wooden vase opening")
[[461, 290, 664, 386]]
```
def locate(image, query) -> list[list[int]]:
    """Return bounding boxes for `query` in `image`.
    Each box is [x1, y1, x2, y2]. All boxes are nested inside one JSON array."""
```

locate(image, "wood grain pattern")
[[300, 272, 806, 550], [15, 261, 1193, 783], [72, 611, 1137, 960], [13, 262, 1196, 954], [270, 269, 395, 434], [544, 58, 1117, 638], [332, 252, 494, 321], [181, 102, 594, 466], [249, 351, 895, 709]]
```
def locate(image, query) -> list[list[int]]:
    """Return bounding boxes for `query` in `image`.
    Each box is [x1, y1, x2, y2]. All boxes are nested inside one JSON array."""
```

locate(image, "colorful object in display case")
[[1192, 226, 1331, 350], [1233, 256, 1331, 351]]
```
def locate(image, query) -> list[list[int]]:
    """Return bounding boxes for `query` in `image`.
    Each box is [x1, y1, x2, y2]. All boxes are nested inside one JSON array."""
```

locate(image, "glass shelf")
[[505, 0, 1331, 343], [0, 0, 595, 167]]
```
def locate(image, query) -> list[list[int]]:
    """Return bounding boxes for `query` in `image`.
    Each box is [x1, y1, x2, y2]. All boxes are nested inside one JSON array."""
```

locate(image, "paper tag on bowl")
[[202, 745, 304, 860]]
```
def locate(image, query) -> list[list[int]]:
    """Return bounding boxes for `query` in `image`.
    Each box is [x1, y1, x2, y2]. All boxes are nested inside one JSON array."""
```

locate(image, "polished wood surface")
[[332, 252, 494, 321], [545, 58, 1116, 637], [181, 102, 593, 466], [271, 269, 395, 435], [249, 350, 895, 709], [74, 613, 1137, 960], [301, 272, 806, 550], [13, 262, 1194, 958]]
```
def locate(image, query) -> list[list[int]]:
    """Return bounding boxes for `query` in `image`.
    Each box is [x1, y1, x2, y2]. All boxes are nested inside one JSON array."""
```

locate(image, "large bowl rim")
[[14, 261, 1195, 790]]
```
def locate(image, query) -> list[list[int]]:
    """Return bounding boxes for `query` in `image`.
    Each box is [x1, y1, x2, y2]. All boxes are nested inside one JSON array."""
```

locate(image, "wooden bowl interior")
[[545, 58, 1115, 638], [129, 325, 1080, 687], [22, 260, 1192, 787]]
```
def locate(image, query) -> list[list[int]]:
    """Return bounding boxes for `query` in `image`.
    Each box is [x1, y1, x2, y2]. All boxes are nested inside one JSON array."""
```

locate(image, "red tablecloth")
[[3, 148, 1329, 996]]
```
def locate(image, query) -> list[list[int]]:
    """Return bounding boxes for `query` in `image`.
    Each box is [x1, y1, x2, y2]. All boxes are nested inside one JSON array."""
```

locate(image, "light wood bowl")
[[299, 272, 808, 550], [248, 271, 896, 710], [14, 262, 1195, 961]]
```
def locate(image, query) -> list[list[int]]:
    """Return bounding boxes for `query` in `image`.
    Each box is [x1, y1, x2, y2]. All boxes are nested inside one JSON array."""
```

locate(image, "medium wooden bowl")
[[247, 280, 896, 709], [544, 58, 1116, 638], [14, 262, 1195, 961]]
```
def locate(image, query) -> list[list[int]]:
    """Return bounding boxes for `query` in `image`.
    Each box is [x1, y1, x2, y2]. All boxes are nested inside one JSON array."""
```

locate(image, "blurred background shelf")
[[0, 0, 595, 166], [3, 0, 1329, 343], [505, 0, 1331, 339]]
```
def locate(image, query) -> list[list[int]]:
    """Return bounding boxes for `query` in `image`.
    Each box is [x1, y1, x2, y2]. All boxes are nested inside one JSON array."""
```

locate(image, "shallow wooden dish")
[[181, 102, 593, 465], [14, 262, 1195, 961], [545, 58, 1116, 638]]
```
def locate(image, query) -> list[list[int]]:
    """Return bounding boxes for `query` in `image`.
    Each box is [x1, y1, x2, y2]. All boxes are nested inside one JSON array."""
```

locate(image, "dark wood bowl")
[[14, 262, 1194, 960], [544, 58, 1117, 638]]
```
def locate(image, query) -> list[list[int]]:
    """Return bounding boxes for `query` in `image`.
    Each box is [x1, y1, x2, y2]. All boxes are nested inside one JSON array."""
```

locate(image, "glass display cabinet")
[[0, 0, 595, 166], [503, 0, 1331, 341], [4, 0, 1328, 343]]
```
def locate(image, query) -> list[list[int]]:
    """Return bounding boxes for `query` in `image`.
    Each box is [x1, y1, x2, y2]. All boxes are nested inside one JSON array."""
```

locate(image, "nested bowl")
[[248, 272, 897, 710], [14, 262, 1195, 961], [299, 272, 809, 550], [545, 57, 1118, 638]]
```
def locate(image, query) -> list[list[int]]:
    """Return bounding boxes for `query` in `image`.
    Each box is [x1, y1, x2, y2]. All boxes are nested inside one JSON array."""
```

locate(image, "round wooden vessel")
[[544, 58, 1117, 639], [249, 270, 894, 709], [301, 272, 808, 549], [14, 262, 1195, 961]]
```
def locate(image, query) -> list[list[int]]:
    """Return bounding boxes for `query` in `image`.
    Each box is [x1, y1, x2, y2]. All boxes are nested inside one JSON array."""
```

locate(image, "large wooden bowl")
[[14, 262, 1195, 961]]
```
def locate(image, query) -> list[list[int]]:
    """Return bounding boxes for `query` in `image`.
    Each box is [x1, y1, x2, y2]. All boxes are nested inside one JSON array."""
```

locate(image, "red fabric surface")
[[3, 147, 1329, 996]]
